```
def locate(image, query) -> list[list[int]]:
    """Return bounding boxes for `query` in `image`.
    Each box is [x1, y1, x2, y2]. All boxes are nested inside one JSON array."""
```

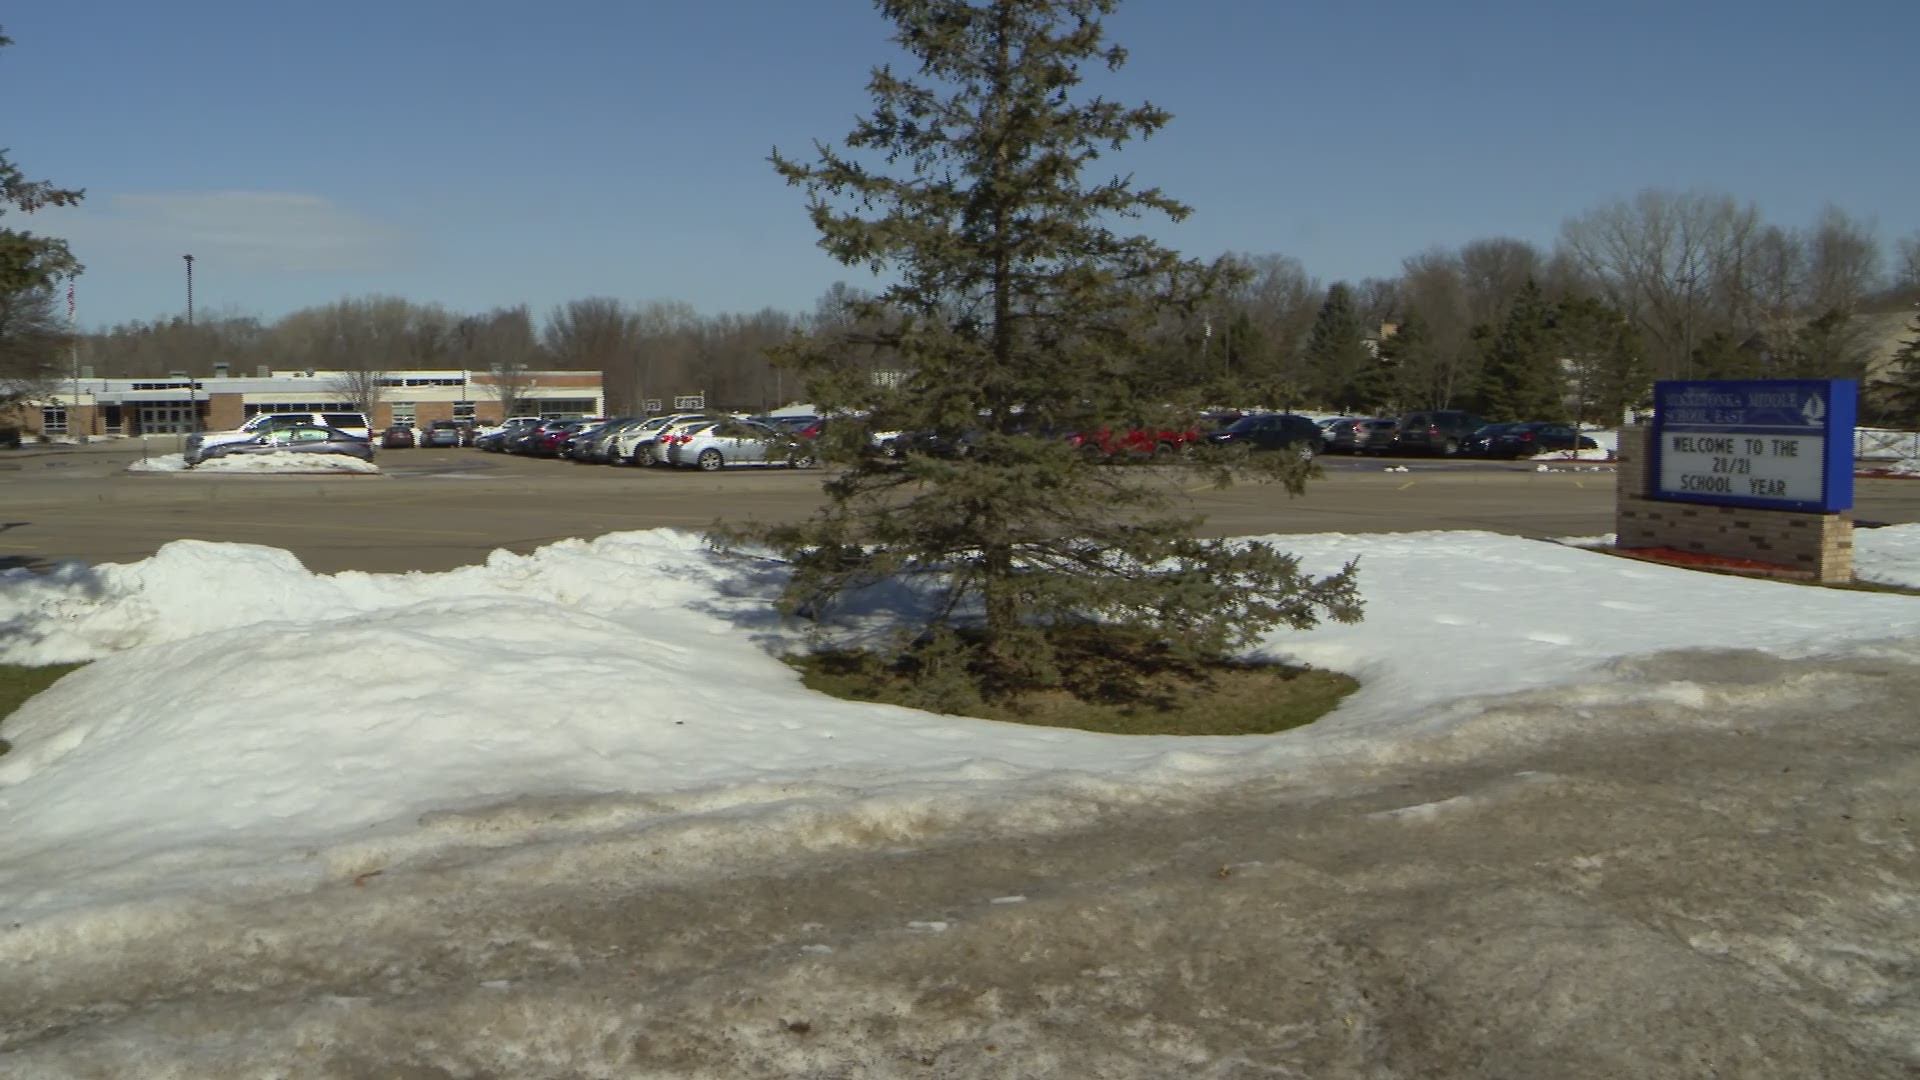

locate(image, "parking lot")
[[3, 439, 1918, 574]]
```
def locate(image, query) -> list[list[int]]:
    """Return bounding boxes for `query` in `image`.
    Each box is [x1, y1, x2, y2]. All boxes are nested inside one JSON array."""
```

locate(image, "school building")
[[15, 368, 606, 437]]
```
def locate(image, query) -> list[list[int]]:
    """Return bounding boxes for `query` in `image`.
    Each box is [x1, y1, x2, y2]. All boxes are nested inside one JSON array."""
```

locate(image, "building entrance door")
[[137, 404, 196, 434]]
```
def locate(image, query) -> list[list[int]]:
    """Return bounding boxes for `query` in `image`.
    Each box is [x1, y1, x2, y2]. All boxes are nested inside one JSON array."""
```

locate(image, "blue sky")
[[8, 0, 1916, 329]]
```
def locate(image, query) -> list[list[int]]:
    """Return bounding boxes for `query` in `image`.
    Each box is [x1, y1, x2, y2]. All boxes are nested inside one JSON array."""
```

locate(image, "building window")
[[453, 401, 476, 420], [42, 407, 68, 434], [244, 402, 356, 417], [533, 398, 599, 418], [391, 402, 417, 426]]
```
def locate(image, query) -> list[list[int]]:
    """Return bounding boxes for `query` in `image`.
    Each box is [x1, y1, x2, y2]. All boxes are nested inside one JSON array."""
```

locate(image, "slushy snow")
[[127, 452, 380, 474], [2, 526, 1919, 928], [4, 526, 1920, 1074]]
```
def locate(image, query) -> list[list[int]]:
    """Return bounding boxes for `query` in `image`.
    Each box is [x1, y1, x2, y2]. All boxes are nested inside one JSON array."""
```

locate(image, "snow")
[[1, 525, 1918, 928], [123, 453, 191, 473], [5, 524, 1920, 1070], [126, 452, 381, 475]]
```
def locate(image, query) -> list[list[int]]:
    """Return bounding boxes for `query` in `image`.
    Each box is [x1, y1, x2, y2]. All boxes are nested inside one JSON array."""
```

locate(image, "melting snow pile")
[[123, 453, 191, 473], [1, 527, 1919, 928], [128, 452, 380, 474]]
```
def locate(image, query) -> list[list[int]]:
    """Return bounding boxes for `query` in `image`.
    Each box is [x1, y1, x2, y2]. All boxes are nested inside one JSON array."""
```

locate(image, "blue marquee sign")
[[1650, 379, 1854, 514]]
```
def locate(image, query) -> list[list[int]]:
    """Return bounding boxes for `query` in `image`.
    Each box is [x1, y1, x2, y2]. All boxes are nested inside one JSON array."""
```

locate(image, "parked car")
[[575, 417, 647, 462], [475, 417, 540, 452], [183, 410, 374, 464], [420, 421, 463, 448], [893, 427, 980, 459], [1203, 413, 1323, 455], [1327, 418, 1400, 455], [1462, 422, 1526, 456], [1067, 422, 1202, 458], [198, 425, 373, 463], [663, 419, 805, 470], [558, 419, 612, 459], [527, 420, 590, 458], [623, 413, 716, 466], [755, 414, 820, 435], [1315, 416, 1357, 446], [379, 425, 416, 449], [1482, 421, 1600, 459], [1391, 410, 1485, 456], [505, 419, 576, 455]]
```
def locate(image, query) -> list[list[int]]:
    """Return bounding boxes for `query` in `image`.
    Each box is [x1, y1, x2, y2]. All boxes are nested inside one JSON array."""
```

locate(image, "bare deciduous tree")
[[543, 298, 644, 411], [1896, 233, 1920, 295], [0, 286, 65, 412], [1558, 189, 1764, 379], [1800, 206, 1882, 316], [454, 306, 542, 418]]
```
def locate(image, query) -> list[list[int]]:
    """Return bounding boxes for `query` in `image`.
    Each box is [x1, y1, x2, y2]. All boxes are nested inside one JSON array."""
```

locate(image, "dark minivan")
[[1392, 410, 1485, 456]]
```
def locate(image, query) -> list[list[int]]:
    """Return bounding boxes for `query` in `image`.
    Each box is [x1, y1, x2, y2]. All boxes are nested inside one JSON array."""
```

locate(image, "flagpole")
[[68, 273, 82, 436]]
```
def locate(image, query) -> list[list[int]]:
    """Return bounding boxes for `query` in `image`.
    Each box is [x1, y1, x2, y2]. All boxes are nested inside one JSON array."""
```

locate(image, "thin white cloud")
[[43, 191, 412, 274]]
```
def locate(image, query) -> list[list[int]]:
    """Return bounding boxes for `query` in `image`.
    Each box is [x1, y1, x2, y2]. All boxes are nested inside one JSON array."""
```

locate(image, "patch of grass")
[[788, 629, 1357, 736], [0, 663, 84, 756]]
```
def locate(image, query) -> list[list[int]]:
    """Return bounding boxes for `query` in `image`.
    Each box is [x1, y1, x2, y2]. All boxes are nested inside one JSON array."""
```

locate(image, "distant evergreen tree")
[[1, 26, 85, 411], [1373, 309, 1431, 413], [1882, 314, 1920, 427], [1554, 295, 1645, 425], [735, 0, 1361, 708], [1472, 279, 1564, 420], [1302, 283, 1371, 411], [1780, 307, 1871, 380], [1690, 330, 1761, 380]]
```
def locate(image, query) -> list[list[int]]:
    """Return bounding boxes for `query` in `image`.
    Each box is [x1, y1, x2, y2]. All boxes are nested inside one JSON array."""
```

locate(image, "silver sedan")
[[200, 425, 374, 462], [664, 420, 807, 470]]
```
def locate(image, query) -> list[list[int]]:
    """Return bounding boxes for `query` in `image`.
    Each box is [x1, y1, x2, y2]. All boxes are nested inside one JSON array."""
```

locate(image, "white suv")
[[185, 411, 373, 464]]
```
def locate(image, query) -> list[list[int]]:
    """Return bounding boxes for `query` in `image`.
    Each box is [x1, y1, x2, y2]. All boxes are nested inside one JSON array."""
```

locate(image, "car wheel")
[[697, 449, 724, 472], [787, 449, 816, 469], [1442, 438, 1460, 456], [1297, 442, 1316, 462]]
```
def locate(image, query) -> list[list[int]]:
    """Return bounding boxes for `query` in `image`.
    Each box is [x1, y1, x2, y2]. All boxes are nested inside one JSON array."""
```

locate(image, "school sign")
[[1616, 379, 1856, 582], [1650, 380, 1855, 514]]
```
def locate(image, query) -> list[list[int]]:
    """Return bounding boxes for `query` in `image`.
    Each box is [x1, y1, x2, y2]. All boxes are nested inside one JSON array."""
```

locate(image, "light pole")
[[183, 254, 197, 432]]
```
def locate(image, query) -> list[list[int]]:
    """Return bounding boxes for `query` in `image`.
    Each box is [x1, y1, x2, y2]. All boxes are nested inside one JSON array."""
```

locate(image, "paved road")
[[3, 441, 1916, 574]]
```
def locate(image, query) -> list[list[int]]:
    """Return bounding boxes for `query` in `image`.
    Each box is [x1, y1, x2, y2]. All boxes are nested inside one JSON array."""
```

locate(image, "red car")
[[1066, 424, 1201, 458]]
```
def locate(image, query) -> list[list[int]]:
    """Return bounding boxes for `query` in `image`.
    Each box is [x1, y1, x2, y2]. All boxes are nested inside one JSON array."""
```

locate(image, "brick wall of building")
[[1615, 425, 1853, 583], [206, 394, 246, 432]]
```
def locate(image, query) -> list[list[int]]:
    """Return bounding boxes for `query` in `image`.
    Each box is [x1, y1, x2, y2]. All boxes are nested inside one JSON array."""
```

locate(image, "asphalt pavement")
[[2, 440, 1916, 574]]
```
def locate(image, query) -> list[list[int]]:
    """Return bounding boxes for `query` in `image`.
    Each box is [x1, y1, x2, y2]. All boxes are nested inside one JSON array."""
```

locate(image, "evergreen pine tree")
[[739, 0, 1361, 707], [1690, 330, 1759, 380], [1882, 314, 1920, 427], [1301, 283, 1371, 411], [1, 26, 86, 411], [1553, 295, 1645, 426], [1472, 280, 1564, 420], [1373, 309, 1430, 413]]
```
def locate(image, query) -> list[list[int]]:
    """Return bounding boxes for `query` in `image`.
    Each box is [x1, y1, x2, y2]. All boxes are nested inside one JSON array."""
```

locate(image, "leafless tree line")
[[1189, 193, 1914, 417], [65, 189, 1920, 420], [79, 297, 813, 415]]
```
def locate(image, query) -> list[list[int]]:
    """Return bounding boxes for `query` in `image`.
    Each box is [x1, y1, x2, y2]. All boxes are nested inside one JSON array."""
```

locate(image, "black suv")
[[1392, 410, 1485, 456]]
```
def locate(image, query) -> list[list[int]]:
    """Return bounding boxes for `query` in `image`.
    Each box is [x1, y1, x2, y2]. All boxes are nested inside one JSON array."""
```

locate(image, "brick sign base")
[[1616, 426, 1853, 583]]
